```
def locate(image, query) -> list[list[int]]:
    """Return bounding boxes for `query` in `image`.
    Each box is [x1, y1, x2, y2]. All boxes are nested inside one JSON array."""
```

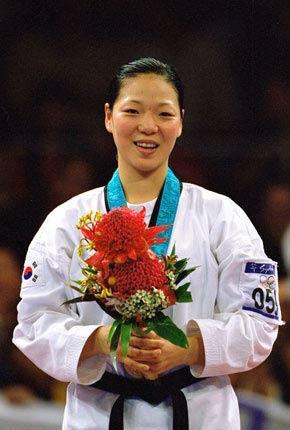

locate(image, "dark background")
[[1, 0, 290, 407], [1, 0, 290, 268]]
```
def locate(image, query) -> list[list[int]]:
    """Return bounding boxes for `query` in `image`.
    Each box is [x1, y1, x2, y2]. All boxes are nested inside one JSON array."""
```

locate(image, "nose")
[[137, 113, 158, 134]]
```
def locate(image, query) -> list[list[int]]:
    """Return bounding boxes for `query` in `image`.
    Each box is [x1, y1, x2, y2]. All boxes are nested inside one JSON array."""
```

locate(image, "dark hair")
[[107, 57, 184, 114]]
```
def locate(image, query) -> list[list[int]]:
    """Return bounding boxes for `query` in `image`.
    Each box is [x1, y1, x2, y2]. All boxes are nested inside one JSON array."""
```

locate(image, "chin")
[[134, 162, 166, 175]]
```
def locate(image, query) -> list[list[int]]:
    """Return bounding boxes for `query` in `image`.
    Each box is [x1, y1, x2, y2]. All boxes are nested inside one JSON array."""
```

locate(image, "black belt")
[[90, 366, 205, 430]]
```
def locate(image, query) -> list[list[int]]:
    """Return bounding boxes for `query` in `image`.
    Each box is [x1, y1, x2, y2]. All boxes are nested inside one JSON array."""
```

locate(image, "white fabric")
[[13, 182, 282, 430]]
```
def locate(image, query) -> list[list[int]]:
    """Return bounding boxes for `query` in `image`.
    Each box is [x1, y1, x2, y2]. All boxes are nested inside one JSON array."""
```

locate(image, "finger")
[[132, 329, 160, 339], [116, 342, 161, 362], [127, 346, 162, 362], [121, 356, 150, 374], [141, 370, 159, 380], [129, 335, 165, 350], [145, 363, 164, 374], [116, 347, 151, 371], [124, 363, 144, 379]]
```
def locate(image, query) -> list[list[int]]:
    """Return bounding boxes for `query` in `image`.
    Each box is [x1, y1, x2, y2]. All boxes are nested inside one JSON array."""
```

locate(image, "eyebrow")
[[123, 99, 175, 107]]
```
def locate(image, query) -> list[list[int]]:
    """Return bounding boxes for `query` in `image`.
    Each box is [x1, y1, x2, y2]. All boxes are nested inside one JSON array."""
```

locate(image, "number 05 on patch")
[[241, 260, 283, 324]]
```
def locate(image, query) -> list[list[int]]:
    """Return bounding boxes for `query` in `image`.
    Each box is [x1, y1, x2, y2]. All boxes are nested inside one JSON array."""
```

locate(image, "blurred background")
[[0, 1, 290, 429]]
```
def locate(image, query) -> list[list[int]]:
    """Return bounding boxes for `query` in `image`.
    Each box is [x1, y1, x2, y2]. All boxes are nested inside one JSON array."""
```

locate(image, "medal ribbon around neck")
[[104, 168, 182, 256]]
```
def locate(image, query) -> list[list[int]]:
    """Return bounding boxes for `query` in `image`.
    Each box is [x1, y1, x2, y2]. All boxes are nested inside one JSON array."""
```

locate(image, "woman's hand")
[[79, 325, 112, 363], [117, 331, 164, 379], [119, 330, 204, 380], [79, 325, 205, 380]]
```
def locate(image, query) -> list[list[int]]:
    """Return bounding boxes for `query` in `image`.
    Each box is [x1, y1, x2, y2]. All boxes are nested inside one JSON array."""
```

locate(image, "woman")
[[13, 58, 282, 430]]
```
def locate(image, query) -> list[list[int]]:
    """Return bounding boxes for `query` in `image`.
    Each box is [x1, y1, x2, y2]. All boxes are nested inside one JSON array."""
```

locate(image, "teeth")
[[135, 142, 157, 148]]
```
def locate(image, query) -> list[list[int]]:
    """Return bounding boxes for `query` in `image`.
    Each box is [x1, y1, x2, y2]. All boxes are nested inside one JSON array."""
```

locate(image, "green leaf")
[[170, 243, 176, 256], [147, 315, 189, 349], [175, 282, 190, 296], [150, 312, 166, 322], [82, 267, 97, 275], [176, 267, 197, 285], [108, 320, 122, 352], [174, 258, 188, 273], [131, 322, 140, 335], [175, 283, 192, 303], [120, 322, 132, 357], [108, 319, 121, 344], [69, 284, 85, 294], [62, 296, 85, 305], [74, 279, 84, 285], [177, 291, 192, 303]]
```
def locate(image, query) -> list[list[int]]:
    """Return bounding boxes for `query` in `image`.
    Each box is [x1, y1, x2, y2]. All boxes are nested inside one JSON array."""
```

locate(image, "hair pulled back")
[[107, 57, 184, 115]]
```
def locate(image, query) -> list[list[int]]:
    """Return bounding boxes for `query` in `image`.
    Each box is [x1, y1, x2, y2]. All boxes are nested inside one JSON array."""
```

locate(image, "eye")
[[125, 108, 139, 114], [159, 112, 174, 117]]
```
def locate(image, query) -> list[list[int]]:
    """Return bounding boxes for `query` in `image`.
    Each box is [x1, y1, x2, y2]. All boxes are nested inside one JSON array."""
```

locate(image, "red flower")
[[83, 207, 168, 268], [108, 253, 168, 300]]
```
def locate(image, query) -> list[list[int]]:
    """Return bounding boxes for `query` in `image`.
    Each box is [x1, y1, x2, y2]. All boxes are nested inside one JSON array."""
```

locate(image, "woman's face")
[[104, 73, 183, 176]]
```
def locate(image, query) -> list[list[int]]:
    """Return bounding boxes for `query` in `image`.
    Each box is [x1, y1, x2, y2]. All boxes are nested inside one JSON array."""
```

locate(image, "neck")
[[118, 165, 168, 204]]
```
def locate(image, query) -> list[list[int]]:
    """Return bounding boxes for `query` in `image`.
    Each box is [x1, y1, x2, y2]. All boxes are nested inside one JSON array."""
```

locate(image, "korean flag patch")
[[240, 260, 283, 324], [21, 247, 44, 288]]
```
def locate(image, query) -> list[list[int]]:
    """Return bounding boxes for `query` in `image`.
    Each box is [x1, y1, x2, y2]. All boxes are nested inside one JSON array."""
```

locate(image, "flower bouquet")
[[64, 207, 197, 356]]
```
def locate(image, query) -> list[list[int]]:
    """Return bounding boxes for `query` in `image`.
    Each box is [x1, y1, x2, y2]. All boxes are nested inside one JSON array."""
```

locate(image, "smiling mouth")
[[134, 142, 159, 149]]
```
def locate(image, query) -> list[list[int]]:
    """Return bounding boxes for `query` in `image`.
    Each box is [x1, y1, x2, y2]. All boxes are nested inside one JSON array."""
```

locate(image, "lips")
[[134, 141, 159, 149]]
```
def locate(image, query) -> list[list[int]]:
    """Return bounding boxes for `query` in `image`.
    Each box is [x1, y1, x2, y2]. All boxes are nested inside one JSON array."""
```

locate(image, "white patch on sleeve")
[[21, 247, 45, 288], [239, 259, 282, 324]]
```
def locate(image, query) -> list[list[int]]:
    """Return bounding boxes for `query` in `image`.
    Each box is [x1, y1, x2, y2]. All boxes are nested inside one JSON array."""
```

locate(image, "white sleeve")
[[191, 198, 283, 378], [12, 227, 107, 385]]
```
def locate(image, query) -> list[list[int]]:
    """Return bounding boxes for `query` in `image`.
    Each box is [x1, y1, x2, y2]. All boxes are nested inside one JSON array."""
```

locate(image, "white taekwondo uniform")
[[13, 182, 282, 430]]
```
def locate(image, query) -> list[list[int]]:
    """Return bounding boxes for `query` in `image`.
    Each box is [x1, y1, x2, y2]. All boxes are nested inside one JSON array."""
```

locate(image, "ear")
[[104, 103, 113, 133]]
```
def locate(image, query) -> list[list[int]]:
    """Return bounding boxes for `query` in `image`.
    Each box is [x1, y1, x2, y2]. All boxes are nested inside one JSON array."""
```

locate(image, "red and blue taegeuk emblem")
[[23, 266, 33, 280]]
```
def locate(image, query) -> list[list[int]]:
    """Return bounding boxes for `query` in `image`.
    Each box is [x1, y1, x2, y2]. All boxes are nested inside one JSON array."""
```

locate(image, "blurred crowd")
[[0, 0, 290, 410]]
